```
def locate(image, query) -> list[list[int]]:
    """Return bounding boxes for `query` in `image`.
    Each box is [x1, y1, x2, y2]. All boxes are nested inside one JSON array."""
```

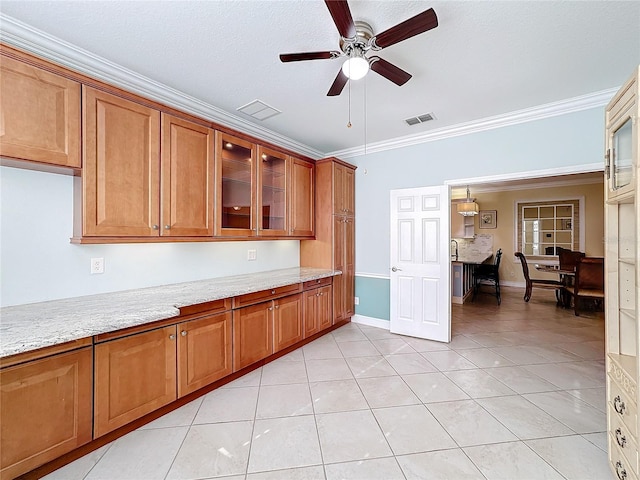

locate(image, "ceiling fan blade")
[[327, 69, 348, 96], [280, 51, 341, 62], [369, 57, 412, 86], [373, 8, 438, 49], [325, 0, 356, 39]]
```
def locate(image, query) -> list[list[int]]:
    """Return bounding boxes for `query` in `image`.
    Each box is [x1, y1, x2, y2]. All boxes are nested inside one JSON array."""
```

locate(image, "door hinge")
[[604, 149, 611, 179]]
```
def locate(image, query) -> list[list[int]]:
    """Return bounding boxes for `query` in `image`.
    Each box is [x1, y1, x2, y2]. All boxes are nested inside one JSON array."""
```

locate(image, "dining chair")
[[558, 247, 585, 271], [472, 249, 502, 305], [564, 257, 605, 316], [514, 252, 563, 303]]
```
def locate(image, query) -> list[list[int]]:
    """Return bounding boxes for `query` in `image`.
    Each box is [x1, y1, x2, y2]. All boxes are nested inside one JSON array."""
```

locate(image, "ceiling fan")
[[279, 0, 438, 96]]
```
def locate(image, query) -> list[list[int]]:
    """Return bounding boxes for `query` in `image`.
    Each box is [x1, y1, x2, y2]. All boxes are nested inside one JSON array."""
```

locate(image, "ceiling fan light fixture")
[[342, 55, 369, 80]]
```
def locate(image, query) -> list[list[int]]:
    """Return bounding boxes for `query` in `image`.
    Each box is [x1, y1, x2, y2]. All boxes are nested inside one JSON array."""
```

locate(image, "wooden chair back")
[[558, 248, 585, 271], [570, 257, 605, 316]]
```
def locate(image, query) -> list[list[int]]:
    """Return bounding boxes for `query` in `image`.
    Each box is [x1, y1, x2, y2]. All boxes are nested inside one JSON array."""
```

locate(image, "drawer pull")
[[181, 330, 187, 337], [614, 395, 627, 415], [169, 334, 177, 340], [616, 428, 627, 448], [616, 461, 627, 480]]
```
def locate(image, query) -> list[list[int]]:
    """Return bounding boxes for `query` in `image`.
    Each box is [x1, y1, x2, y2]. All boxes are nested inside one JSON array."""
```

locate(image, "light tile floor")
[[44, 287, 611, 480]]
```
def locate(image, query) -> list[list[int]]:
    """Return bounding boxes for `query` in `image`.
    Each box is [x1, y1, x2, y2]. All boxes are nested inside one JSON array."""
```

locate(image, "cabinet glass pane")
[[221, 141, 252, 229], [612, 117, 633, 190], [260, 152, 286, 231]]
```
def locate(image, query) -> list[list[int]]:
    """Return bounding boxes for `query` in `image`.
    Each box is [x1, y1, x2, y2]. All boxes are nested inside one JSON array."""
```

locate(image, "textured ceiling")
[[1, 1, 639, 157]]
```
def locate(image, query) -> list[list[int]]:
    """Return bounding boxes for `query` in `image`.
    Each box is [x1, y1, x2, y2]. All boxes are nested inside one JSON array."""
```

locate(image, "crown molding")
[[0, 14, 324, 160], [329, 89, 617, 159]]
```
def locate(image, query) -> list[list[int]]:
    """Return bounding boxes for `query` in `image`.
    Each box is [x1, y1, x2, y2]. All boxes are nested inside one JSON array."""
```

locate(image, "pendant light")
[[457, 186, 479, 216]]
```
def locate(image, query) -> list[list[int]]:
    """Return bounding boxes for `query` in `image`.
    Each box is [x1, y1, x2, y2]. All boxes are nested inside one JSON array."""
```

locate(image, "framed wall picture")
[[479, 210, 497, 229]]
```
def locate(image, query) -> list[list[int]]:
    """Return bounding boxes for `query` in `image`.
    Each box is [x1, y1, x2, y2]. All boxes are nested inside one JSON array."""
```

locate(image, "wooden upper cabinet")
[[333, 162, 355, 216], [290, 157, 314, 237], [257, 146, 289, 237], [215, 132, 257, 237], [81, 86, 161, 237], [0, 347, 92, 479], [161, 114, 215, 236], [0, 55, 81, 169]]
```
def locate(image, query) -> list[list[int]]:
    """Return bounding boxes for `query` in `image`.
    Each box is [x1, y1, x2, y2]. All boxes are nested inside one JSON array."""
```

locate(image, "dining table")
[[535, 264, 575, 307]]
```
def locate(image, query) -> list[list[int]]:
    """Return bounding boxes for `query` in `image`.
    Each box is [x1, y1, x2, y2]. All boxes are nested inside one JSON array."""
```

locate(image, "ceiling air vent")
[[237, 100, 281, 121], [404, 112, 436, 126]]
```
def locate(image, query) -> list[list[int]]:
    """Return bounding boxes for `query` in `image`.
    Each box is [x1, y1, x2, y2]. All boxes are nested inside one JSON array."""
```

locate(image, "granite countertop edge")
[[0, 267, 341, 359]]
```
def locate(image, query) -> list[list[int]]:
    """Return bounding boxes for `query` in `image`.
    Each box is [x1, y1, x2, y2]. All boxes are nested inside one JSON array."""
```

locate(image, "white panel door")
[[390, 186, 451, 342]]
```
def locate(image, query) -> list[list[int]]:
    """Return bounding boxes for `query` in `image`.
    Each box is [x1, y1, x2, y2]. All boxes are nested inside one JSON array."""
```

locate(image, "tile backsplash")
[[452, 234, 494, 257]]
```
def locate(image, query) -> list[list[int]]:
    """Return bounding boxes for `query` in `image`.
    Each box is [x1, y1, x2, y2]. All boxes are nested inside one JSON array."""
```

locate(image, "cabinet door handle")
[[614, 395, 626, 415], [271, 290, 276, 294], [152, 225, 159, 230], [181, 330, 187, 337], [615, 428, 627, 448], [274, 305, 279, 309], [169, 334, 176, 340], [164, 225, 171, 230], [319, 292, 323, 296], [268, 307, 273, 311], [616, 461, 627, 480]]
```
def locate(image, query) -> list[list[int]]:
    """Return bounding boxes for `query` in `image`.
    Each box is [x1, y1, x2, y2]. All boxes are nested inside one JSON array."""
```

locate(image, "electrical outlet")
[[354, 296, 359, 305], [90, 257, 104, 274], [247, 249, 257, 261]]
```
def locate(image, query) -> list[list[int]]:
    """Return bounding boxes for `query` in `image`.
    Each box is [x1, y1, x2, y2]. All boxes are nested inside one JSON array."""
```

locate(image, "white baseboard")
[[351, 314, 390, 330]]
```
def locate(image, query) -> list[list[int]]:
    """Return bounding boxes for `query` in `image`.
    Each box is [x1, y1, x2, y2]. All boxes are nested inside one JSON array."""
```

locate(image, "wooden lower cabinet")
[[94, 326, 177, 437], [0, 347, 92, 479], [233, 302, 274, 370], [303, 285, 333, 338], [273, 294, 303, 352], [177, 312, 232, 397]]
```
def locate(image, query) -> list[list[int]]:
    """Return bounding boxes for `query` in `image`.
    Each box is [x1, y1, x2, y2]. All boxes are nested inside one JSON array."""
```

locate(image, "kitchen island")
[[451, 253, 493, 304]]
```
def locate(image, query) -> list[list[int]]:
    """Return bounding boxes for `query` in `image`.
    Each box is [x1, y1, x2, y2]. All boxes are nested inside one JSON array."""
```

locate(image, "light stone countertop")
[[0, 267, 340, 358], [451, 252, 493, 265]]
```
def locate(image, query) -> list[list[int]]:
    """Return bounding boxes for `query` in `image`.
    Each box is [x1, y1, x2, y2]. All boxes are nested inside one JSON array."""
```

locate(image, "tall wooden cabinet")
[[605, 65, 640, 480], [301, 158, 356, 323], [0, 54, 81, 169]]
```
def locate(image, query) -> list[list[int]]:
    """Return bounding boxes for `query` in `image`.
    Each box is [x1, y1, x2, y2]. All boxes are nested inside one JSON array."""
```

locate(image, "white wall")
[[0, 166, 299, 307], [350, 107, 605, 276]]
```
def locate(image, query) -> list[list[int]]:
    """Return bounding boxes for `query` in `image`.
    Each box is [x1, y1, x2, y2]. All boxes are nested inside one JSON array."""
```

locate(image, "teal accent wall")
[[355, 275, 390, 321]]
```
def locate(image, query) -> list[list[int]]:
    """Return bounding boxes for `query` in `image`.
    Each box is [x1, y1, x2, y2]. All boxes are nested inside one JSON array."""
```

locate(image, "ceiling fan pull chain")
[[347, 77, 352, 128], [364, 75, 367, 155]]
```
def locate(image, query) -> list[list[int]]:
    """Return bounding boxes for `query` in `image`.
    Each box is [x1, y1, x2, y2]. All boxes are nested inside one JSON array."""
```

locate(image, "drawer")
[[609, 373, 638, 438], [303, 277, 332, 290], [610, 433, 639, 480], [233, 283, 302, 308], [610, 405, 639, 476], [178, 298, 231, 318]]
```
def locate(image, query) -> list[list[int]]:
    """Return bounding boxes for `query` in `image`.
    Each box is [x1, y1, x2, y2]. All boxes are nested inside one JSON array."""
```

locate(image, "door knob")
[[391, 266, 402, 272]]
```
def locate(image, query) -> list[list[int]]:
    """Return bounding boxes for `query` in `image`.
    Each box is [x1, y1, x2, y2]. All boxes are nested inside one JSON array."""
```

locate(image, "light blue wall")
[[0, 166, 299, 307], [351, 107, 605, 321], [354, 276, 390, 320]]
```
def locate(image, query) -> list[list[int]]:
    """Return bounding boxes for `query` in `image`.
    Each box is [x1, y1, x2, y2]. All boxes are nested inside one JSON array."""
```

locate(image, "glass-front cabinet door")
[[257, 146, 289, 236], [215, 132, 256, 237], [606, 75, 637, 200], [608, 115, 634, 193]]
